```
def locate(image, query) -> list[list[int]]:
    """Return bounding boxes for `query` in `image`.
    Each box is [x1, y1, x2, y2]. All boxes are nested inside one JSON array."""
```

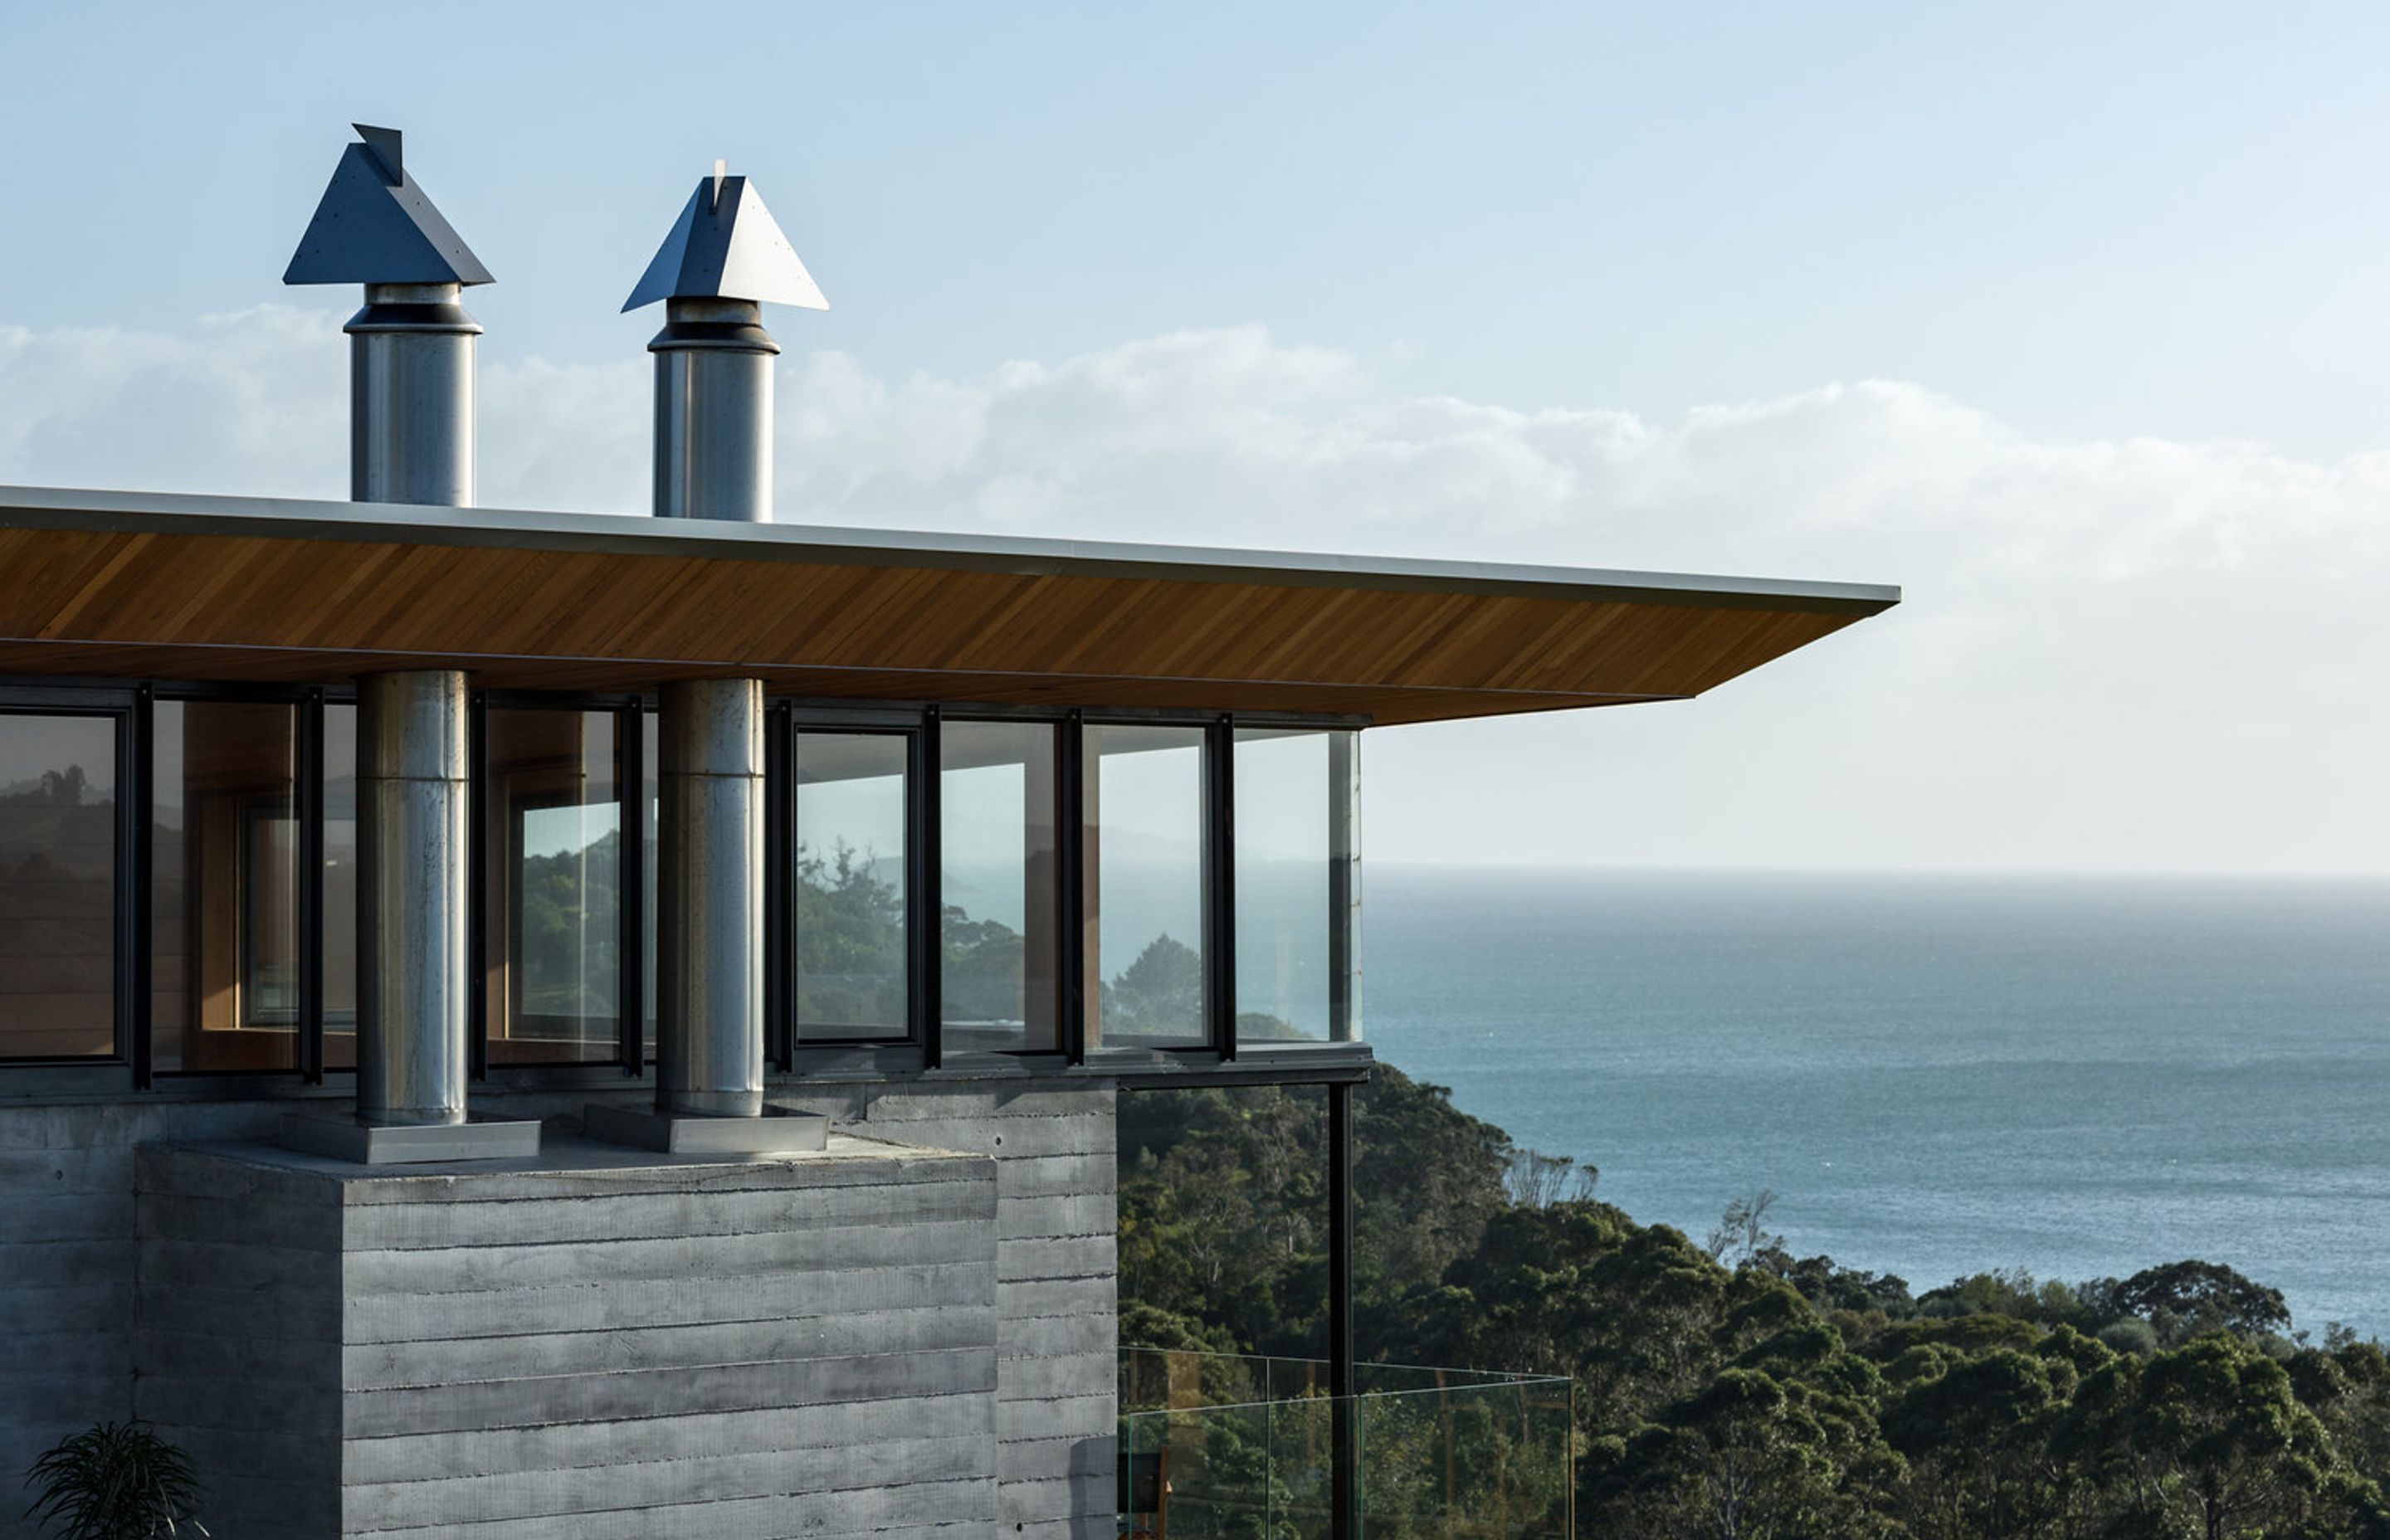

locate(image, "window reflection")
[[322, 704, 358, 1070], [151, 700, 301, 1073], [1233, 728, 1360, 1043], [939, 721, 1061, 1054], [1085, 724, 1208, 1050], [0, 713, 116, 1060], [795, 732, 909, 1040], [485, 709, 623, 1065]]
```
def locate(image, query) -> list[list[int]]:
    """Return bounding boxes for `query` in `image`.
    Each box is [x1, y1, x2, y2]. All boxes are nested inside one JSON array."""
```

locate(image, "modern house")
[[0, 128, 1898, 1538]]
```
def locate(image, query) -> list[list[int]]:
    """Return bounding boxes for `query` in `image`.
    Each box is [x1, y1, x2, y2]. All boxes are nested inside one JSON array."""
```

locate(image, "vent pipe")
[[285, 123, 492, 505], [594, 167, 826, 1149], [279, 127, 531, 1162], [624, 163, 827, 521]]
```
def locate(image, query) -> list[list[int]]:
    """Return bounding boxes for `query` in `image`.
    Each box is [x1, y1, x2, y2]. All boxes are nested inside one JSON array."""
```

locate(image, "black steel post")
[[919, 708, 942, 1070], [300, 690, 326, 1084], [1329, 1077, 1358, 1536], [617, 704, 647, 1075], [127, 690, 153, 1087]]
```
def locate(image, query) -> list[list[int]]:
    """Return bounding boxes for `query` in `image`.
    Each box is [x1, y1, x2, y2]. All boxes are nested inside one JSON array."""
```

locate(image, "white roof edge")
[[0, 484, 1901, 615]]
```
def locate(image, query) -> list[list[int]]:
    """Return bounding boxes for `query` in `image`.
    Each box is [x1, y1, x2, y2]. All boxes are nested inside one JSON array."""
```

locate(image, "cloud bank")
[[2, 307, 2383, 873]]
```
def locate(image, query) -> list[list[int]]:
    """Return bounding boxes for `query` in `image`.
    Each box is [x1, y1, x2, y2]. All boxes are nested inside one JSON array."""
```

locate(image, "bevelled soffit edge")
[[283, 124, 494, 288], [622, 174, 828, 312]]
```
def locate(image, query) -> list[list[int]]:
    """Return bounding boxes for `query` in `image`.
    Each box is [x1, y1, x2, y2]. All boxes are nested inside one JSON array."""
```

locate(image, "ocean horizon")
[[1364, 865, 2390, 1339]]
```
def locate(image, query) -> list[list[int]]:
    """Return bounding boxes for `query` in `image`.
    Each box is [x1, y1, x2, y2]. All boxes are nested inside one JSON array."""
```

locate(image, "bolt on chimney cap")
[[622, 168, 827, 314], [284, 124, 494, 288]]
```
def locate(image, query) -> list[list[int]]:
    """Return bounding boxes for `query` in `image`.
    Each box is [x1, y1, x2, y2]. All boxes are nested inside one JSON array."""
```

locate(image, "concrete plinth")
[[276, 1109, 542, 1165], [582, 1101, 828, 1156], [134, 1132, 1002, 1539]]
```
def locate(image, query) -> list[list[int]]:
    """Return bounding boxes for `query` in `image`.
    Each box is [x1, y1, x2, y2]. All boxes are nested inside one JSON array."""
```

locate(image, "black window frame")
[[928, 707, 1076, 1070], [476, 690, 649, 1079], [1074, 709, 1229, 1065], [145, 684, 320, 1082], [0, 671, 1372, 1100], [0, 685, 137, 1079], [781, 709, 925, 1059]]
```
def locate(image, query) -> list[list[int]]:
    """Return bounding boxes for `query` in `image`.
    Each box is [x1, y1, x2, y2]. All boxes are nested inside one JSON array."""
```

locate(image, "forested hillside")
[[1118, 1065, 2390, 1539]]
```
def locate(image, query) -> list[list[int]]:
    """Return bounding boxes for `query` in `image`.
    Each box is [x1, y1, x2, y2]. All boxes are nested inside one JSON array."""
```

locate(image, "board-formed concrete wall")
[[0, 1079, 1117, 1540]]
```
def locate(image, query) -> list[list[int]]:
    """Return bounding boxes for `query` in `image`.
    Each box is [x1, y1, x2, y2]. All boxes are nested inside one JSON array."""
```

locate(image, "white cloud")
[[1, 310, 2383, 872]]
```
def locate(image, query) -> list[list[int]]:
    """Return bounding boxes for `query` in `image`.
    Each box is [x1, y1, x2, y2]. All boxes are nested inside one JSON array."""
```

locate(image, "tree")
[[1881, 1348, 2075, 1540], [1505, 1147, 1598, 1209], [1706, 1190, 1786, 1270], [2112, 1260, 2291, 1343], [1102, 933, 1203, 1037], [2129, 1335, 2334, 1540]]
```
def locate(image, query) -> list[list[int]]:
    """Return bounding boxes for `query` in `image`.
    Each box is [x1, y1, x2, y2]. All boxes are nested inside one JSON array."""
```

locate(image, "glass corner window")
[[1232, 726, 1360, 1045]]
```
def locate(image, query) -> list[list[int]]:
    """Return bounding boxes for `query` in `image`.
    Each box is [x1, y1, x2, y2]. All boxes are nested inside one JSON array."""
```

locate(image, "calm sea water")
[[1364, 868, 2390, 1339]]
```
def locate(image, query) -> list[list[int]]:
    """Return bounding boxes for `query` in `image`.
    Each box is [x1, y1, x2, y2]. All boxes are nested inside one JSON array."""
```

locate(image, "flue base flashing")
[[582, 1103, 830, 1157], [279, 1111, 543, 1165]]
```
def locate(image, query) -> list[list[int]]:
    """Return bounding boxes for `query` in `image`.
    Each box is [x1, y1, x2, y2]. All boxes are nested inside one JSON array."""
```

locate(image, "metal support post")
[[1329, 1077, 1358, 1538]]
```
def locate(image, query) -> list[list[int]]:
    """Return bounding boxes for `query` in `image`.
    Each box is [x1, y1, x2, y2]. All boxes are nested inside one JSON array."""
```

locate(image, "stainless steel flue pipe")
[[651, 297, 777, 523], [357, 670, 471, 1124], [655, 679, 767, 1117], [285, 126, 494, 1134], [349, 281, 480, 506], [627, 168, 827, 1123], [349, 280, 476, 1126]]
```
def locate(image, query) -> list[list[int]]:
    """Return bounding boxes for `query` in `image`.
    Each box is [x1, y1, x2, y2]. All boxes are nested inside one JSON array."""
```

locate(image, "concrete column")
[[355, 670, 471, 1126], [656, 678, 766, 1117]]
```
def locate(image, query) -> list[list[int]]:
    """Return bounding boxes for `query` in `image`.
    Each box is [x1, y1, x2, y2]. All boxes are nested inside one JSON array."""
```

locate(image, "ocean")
[[1363, 868, 2390, 1340]]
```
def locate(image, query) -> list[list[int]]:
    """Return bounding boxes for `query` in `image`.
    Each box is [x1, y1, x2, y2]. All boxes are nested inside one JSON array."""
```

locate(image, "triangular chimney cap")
[[622, 171, 827, 312], [284, 124, 493, 287]]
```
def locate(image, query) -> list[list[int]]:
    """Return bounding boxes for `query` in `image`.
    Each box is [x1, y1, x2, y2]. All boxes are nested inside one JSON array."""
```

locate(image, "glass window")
[[485, 709, 624, 1065], [939, 720, 1061, 1054], [795, 732, 909, 1041], [0, 713, 117, 1060], [323, 704, 358, 1070], [151, 700, 302, 1074], [1085, 724, 1208, 1051], [1233, 728, 1361, 1043]]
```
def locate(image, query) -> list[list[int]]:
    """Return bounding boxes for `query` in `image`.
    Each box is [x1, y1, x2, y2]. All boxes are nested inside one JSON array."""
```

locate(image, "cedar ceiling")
[[0, 490, 1899, 726]]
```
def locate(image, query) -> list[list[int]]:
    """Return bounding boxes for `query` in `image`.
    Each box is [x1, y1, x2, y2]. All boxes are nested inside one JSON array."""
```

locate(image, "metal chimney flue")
[[583, 165, 830, 1157], [624, 164, 827, 522], [285, 123, 492, 506], [348, 282, 480, 505], [276, 127, 535, 1164]]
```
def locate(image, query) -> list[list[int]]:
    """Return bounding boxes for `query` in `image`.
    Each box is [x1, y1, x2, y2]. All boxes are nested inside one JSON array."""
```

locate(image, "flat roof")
[[0, 485, 1899, 725]]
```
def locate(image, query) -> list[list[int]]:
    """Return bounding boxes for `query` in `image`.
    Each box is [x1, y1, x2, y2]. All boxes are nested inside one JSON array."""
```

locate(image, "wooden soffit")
[[0, 488, 1899, 726]]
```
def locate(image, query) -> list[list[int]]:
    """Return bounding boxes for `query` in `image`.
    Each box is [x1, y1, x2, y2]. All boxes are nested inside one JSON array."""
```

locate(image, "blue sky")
[[13, 2, 2390, 454], [5, 2, 2388, 871]]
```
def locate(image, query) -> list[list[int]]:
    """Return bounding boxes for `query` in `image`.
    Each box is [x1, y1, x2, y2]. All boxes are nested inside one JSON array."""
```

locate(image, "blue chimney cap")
[[284, 124, 493, 288]]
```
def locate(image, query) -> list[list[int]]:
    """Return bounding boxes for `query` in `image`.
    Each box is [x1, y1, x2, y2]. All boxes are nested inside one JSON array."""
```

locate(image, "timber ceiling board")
[[0, 490, 1898, 723]]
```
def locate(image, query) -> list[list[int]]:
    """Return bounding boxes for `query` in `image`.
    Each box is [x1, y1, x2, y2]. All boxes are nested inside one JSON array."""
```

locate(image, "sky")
[[3, 1, 2388, 873]]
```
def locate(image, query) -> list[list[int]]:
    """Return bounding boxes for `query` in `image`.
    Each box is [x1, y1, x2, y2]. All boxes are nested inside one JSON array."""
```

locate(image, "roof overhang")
[[0, 486, 1899, 726]]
